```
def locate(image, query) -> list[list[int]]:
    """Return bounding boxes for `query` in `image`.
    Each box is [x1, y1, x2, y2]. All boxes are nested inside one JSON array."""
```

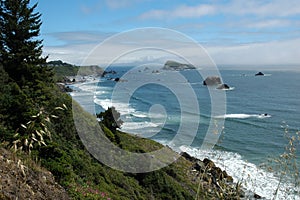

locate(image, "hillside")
[[0, 147, 69, 199], [0, 63, 245, 199], [49, 60, 103, 82]]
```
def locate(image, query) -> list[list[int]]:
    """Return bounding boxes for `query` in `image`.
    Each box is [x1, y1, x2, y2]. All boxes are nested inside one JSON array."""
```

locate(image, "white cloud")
[[105, 0, 141, 9], [244, 19, 292, 29], [140, 4, 216, 19], [172, 4, 216, 18], [49, 31, 111, 44], [43, 43, 95, 65], [140, 9, 167, 19], [224, 0, 300, 17], [140, 0, 300, 20], [43, 28, 214, 67], [43, 30, 300, 68], [224, 18, 294, 30], [207, 38, 300, 66]]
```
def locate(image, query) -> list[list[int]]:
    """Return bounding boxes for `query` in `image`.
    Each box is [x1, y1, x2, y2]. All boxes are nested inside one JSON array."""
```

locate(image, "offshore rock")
[[163, 60, 195, 71], [255, 72, 264, 76], [203, 76, 221, 85], [216, 83, 230, 90]]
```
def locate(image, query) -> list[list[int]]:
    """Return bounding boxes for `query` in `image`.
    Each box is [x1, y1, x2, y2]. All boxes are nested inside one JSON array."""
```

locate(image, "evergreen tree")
[[0, 0, 50, 85], [97, 107, 123, 133], [0, 1, 5, 62], [0, 0, 54, 141]]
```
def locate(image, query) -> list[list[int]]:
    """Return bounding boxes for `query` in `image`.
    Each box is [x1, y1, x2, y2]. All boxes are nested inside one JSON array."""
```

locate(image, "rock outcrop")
[[101, 70, 117, 77], [216, 83, 230, 90], [56, 83, 73, 92], [203, 76, 222, 85], [255, 72, 264, 76], [181, 152, 234, 184], [181, 151, 265, 200]]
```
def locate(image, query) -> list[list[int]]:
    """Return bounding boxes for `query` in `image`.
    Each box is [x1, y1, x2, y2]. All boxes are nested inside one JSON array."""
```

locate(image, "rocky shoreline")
[[180, 151, 265, 200], [60, 70, 266, 199]]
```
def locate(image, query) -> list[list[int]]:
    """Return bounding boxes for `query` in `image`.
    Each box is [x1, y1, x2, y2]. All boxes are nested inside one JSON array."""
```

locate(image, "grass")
[[271, 127, 300, 199]]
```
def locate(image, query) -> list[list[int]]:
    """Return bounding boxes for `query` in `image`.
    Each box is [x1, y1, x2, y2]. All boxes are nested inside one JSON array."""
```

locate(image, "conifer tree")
[[0, 1, 4, 61], [0, 0, 49, 85], [97, 107, 123, 133]]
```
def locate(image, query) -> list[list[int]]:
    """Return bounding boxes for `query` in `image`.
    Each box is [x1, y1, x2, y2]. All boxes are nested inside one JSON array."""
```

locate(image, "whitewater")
[[69, 68, 300, 199]]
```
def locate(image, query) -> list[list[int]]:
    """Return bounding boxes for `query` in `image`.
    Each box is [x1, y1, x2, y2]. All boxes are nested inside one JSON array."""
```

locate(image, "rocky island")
[[255, 72, 264, 76], [203, 76, 222, 85], [163, 60, 196, 71]]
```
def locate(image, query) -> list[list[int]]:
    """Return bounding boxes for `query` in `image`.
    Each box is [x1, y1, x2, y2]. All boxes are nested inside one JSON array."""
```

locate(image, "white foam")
[[131, 113, 148, 118], [121, 121, 162, 138], [76, 83, 98, 93], [94, 98, 136, 115], [70, 91, 93, 97], [93, 95, 167, 135], [94, 90, 108, 95], [222, 87, 235, 91], [215, 87, 235, 91], [214, 113, 271, 119], [71, 78, 107, 94], [257, 114, 271, 119], [121, 121, 159, 130], [94, 98, 111, 109], [179, 146, 300, 200]]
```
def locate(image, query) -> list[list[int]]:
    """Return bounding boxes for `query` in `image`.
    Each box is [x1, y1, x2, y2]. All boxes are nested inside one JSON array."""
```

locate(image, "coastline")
[[66, 69, 300, 199], [67, 77, 267, 199]]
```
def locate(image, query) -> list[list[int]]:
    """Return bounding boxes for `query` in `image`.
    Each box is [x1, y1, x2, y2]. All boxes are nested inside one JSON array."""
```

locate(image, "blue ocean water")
[[70, 67, 300, 199], [218, 70, 300, 163]]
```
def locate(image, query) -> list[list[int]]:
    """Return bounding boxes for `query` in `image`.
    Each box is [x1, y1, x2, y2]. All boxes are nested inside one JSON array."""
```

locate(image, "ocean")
[[70, 67, 300, 199]]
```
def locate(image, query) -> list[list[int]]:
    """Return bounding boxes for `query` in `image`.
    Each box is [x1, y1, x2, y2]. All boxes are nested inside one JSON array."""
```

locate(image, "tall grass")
[[11, 104, 67, 154], [270, 125, 299, 199]]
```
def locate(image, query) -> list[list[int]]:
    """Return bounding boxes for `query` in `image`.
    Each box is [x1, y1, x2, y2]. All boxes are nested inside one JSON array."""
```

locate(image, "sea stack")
[[203, 76, 221, 86], [216, 84, 230, 90], [255, 72, 264, 76]]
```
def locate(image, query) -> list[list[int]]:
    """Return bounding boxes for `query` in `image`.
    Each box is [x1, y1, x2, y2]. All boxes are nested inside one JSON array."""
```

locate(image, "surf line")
[[214, 113, 271, 119]]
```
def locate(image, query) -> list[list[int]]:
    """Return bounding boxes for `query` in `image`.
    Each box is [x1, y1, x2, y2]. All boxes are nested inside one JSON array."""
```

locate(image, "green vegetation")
[[0, 0, 52, 86], [163, 60, 196, 70], [48, 60, 79, 82], [97, 107, 123, 134], [0, 0, 244, 199], [48, 60, 104, 82]]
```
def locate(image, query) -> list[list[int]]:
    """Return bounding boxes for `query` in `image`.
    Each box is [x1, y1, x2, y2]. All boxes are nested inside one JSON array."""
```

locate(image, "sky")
[[33, 0, 300, 69]]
